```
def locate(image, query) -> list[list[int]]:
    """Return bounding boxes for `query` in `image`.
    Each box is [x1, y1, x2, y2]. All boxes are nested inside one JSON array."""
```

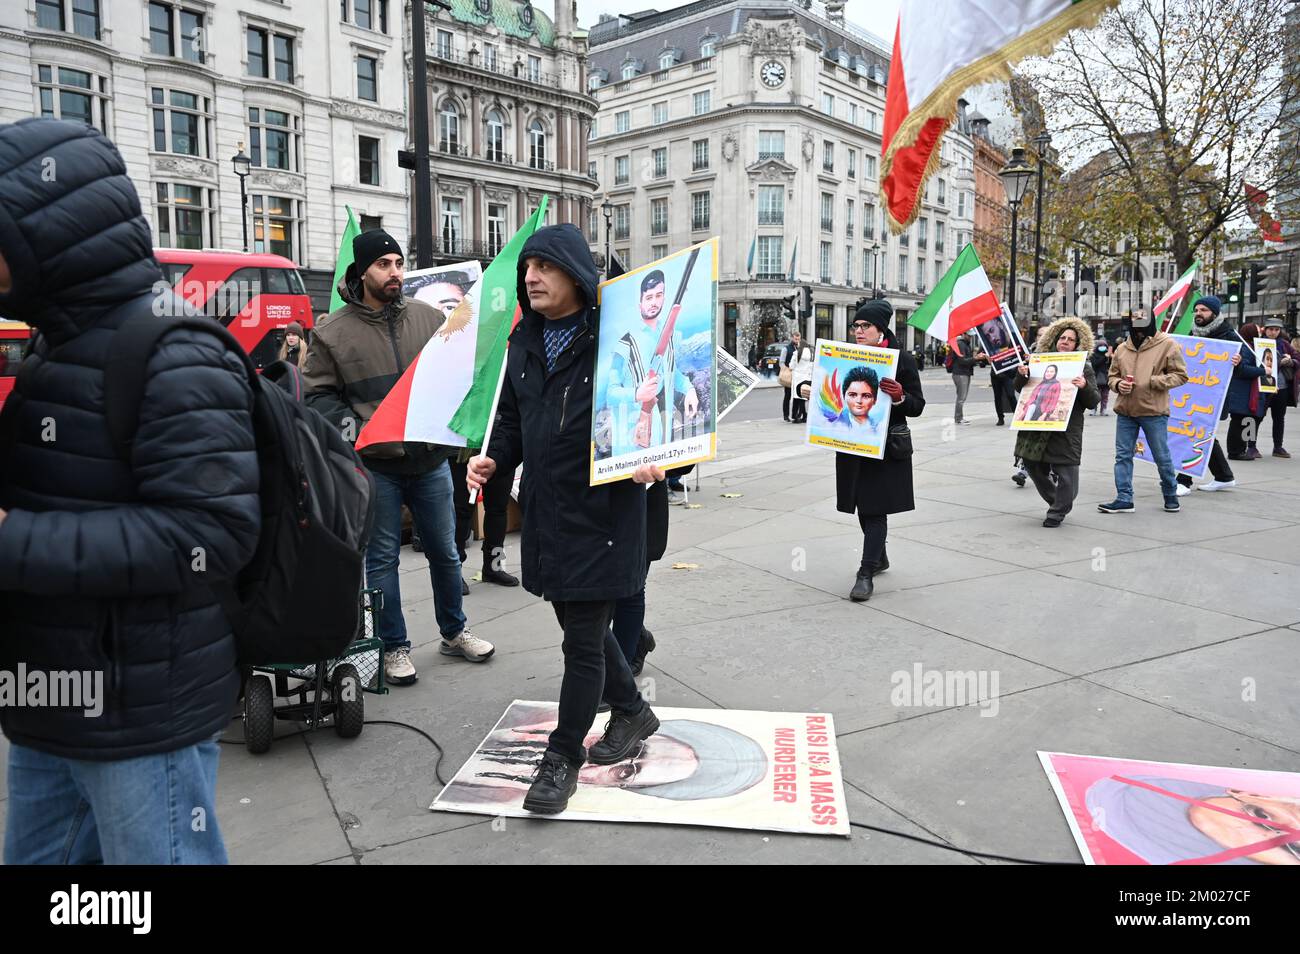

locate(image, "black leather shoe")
[[522, 751, 580, 815], [1043, 516, 1063, 528], [630, 627, 656, 676], [849, 572, 874, 602], [461, 577, 470, 595], [588, 705, 660, 765], [873, 551, 890, 575], [482, 565, 520, 587]]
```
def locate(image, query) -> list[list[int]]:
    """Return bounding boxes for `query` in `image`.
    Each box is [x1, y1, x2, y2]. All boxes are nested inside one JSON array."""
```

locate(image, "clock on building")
[[760, 60, 786, 88]]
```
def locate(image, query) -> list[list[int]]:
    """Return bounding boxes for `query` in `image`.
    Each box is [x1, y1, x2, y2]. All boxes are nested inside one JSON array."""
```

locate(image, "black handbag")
[[886, 424, 913, 460]]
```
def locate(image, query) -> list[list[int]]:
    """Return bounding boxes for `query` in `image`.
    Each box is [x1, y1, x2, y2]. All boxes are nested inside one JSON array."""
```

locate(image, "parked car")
[[154, 248, 313, 369], [760, 343, 783, 376]]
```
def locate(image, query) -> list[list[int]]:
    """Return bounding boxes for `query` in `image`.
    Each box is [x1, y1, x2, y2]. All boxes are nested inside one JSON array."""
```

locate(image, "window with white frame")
[[845, 247, 853, 285], [587, 160, 596, 179], [937, 178, 946, 205], [935, 221, 945, 255], [864, 202, 876, 240], [898, 254, 909, 291], [957, 190, 967, 217], [652, 244, 668, 261], [758, 129, 784, 159], [439, 100, 461, 152], [700, 35, 716, 57], [863, 249, 875, 287], [849, 102, 859, 125], [756, 235, 782, 275], [918, 218, 928, 250], [659, 50, 674, 70], [358, 135, 380, 185], [820, 242, 832, 282], [484, 43, 498, 71], [151, 87, 211, 158], [485, 108, 507, 161], [692, 90, 711, 115], [691, 191, 710, 230], [821, 92, 834, 116], [528, 55, 541, 83], [692, 138, 709, 171], [252, 193, 298, 260], [616, 110, 630, 133], [440, 196, 463, 250], [652, 101, 668, 125], [652, 146, 667, 178], [148, 3, 205, 63], [247, 27, 296, 83], [36, 65, 108, 130], [651, 197, 668, 235], [528, 119, 547, 169], [155, 182, 214, 250], [248, 107, 299, 171], [865, 155, 877, 179], [615, 204, 629, 240], [847, 148, 856, 180], [614, 155, 629, 185], [846, 199, 854, 238], [488, 203, 507, 254], [436, 29, 453, 59], [757, 185, 783, 225], [820, 193, 834, 232], [822, 140, 834, 173], [36, 0, 100, 39], [622, 61, 637, 80], [357, 55, 377, 102], [916, 258, 926, 294]]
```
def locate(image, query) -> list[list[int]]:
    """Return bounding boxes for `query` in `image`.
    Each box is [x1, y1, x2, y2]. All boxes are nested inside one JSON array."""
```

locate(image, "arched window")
[[438, 100, 461, 152], [659, 50, 675, 70], [528, 119, 547, 169], [621, 60, 637, 80], [486, 108, 506, 161]]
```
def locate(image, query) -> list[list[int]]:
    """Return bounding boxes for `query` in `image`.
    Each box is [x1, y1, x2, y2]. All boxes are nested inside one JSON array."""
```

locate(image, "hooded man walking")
[[467, 225, 660, 815], [1099, 311, 1189, 514], [304, 230, 493, 686]]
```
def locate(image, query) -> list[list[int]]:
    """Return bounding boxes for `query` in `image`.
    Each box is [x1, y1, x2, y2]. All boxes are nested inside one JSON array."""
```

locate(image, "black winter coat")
[[0, 119, 260, 760], [1014, 362, 1100, 465], [836, 332, 926, 516], [487, 224, 646, 602]]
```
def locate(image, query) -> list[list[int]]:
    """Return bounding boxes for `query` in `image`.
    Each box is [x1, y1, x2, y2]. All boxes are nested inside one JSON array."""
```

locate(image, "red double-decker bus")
[[0, 320, 31, 409], [154, 249, 314, 369]]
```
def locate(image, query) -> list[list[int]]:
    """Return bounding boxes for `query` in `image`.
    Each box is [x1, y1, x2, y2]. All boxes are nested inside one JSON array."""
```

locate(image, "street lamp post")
[[231, 143, 251, 252], [1031, 131, 1050, 329], [601, 201, 613, 278], [871, 241, 881, 297], [998, 147, 1034, 329]]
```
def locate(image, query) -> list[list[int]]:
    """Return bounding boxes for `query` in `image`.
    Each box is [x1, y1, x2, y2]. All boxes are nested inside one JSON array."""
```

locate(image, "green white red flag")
[[1153, 260, 1200, 323], [907, 244, 1002, 344]]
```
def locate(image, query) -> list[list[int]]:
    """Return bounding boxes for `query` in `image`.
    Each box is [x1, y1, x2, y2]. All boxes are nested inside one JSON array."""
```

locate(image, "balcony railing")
[[528, 157, 555, 171], [820, 219, 834, 232], [918, 238, 928, 250], [437, 141, 468, 157], [650, 222, 668, 236], [430, 237, 509, 260], [614, 227, 630, 240], [692, 159, 709, 172], [847, 169, 856, 179], [693, 58, 713, 72], [692, 217, 709, 231], [429, 48, 566, 90], [845, 224, 854, 238], [757, 150, 785, 161], [822, 162, 834, 174], [935, 242, 945, 256], [758, 211, 783, 225], [485, 150, 513, 165], [755, 272, 786, 281]]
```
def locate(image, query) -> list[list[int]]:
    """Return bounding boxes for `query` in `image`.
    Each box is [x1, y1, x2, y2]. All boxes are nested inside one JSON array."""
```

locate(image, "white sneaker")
[[384, 648, 418, 686], [1198, 479, 1236, 492], [1175, 483, 1192, 497], [440, 627, 495, 663]]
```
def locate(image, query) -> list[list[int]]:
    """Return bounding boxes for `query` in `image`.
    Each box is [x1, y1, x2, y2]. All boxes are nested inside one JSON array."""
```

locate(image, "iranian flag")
[[1153, 260, 1199, 327], [356, 197, 549, 451], [907, 244, 1001, 344], [882, 0, 1119, 231]]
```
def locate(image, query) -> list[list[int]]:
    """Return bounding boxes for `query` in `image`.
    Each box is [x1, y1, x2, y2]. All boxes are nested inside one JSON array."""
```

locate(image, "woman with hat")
[[277, 321, 307, 369], [1262, 317, 1296, 457], [837, 299, 925, 602]]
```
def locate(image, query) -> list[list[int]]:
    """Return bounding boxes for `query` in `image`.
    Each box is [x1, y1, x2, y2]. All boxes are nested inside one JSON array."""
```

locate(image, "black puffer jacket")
[[0, 119, 260, 761], [487, 224, 646, 601]]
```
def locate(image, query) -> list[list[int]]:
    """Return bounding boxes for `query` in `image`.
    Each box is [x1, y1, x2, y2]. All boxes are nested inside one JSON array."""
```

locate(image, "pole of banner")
[[467, 355, 511, 507]]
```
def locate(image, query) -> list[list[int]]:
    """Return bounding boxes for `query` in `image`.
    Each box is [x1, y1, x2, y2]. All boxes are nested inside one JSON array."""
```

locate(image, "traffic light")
[[1226, 279, 1241, 304], [800, 285, 813, 318], [1250, 264, 1267, 303], [781, 291, 798, 322]]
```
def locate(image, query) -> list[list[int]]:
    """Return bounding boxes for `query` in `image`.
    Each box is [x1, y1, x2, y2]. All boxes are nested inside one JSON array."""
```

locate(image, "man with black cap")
[[466, 224, 662, 815], [1174, 295, 1239, 493], [602, 268, 700, 456], [1099, 309, 1188, 514], [837, 300, 925, 601], [304, 229, 494, 687]]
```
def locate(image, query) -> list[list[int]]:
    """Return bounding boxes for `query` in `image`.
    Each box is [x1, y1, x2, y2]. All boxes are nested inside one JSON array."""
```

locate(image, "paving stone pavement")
[[2, 371, 1295, 864]]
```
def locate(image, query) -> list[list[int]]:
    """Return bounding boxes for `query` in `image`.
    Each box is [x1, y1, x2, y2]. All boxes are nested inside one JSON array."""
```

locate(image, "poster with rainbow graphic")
[[1135, 334, 1234, 480]]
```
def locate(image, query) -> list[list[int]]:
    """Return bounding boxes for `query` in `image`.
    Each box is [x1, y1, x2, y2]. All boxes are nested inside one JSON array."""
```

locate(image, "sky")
[[570, 0, 902, 45]]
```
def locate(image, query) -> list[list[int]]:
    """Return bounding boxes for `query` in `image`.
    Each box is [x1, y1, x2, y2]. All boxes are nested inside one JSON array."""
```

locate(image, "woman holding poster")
[[834, 300, 925, 602], [1013, 317, 1099, 527]]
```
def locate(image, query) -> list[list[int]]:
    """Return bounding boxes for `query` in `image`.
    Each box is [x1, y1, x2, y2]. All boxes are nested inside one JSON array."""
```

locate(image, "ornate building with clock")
[[586, 0, 976, 359]]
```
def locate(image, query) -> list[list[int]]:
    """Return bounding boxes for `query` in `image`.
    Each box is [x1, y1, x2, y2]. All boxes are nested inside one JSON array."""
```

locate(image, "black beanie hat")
[[352, 228, 403, 275], [854, 298, 894, 331]]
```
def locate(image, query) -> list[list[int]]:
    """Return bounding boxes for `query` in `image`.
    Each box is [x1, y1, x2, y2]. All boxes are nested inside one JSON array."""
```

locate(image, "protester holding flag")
[[1262, 317, 1296, 458], [466, 224, 661, 816], [1099, 312, 1188, 514], [838, 300, 925, 602], [1175, 296, 1244, 491], [1013, 318, 1099, 527], [1233, 324, 1271, 461], [303, 230, 494, 687]]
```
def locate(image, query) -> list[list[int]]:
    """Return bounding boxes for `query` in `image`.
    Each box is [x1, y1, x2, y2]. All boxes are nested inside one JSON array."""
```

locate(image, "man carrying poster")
[[1172, 296, 1241, 493]]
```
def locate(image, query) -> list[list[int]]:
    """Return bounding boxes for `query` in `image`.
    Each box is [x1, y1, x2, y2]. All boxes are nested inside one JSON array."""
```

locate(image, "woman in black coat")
[[836, 299, 925, 601]]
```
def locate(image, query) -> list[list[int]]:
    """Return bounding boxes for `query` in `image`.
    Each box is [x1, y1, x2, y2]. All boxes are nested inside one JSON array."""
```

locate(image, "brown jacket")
[[1107, 332, 1189, 417], [303, 291, 450, 472]]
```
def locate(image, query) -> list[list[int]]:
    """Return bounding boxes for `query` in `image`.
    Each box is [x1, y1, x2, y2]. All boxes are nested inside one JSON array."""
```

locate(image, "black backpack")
[[104, 304, 376, 667]]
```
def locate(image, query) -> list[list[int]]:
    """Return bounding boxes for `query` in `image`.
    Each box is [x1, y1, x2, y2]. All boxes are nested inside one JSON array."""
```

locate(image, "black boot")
[[588, 705, 660, 764], [873, 549, 889, 575], [630, 627, 656, 676], [482, 563, 519, 587], [522, 751, 581, 815], [849, 571, 874, 602], [461, 577, 470, 595]]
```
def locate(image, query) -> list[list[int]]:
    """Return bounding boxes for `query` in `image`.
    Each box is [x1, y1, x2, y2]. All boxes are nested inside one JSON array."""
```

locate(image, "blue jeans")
[[1114, 413, 1177, 503], [5, 736, 226, 864], [368, 462, 466, 649]]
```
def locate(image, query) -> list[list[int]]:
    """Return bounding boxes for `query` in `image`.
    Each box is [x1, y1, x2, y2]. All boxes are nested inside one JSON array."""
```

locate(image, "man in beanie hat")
[[837, 299, 925, 601], [304, 229, 494, 686], [1171, 295, 1242, 493]]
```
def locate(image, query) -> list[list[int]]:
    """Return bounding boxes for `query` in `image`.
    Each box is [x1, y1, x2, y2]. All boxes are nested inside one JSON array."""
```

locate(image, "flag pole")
[[467, 318, 515, 506]]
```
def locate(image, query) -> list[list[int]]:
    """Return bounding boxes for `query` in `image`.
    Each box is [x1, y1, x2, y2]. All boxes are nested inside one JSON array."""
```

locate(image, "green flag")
[[447, 196, 550, 448], [328, 206, 361, 314], [1170, 293, 1198, 336]]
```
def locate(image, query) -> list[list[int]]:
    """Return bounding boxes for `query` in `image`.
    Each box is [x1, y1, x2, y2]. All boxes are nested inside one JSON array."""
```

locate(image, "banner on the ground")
[[716, 347, 759, 421], [591, 239, 718, 485], [1257, 338, 1279, 394], [432, 701, 849, 836], [805, 339, 899, 459], [1011, 352, 1086, 431], [1039, 751, 1300, 865], [1136, 334, 1233, 479], [973, 304, 1024, 375]]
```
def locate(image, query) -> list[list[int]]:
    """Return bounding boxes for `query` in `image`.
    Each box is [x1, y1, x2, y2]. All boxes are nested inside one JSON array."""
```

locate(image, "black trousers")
[[782, 386, 792, 420], [449, 458, 511, 567], [1270, 400, 1288, 450], [857, 511, 888, 575], [991, 371, 1015, 421], [1225, 414, 1262, 457], [1177, 439, 1234, 485], [548, 600, 645, 766]]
